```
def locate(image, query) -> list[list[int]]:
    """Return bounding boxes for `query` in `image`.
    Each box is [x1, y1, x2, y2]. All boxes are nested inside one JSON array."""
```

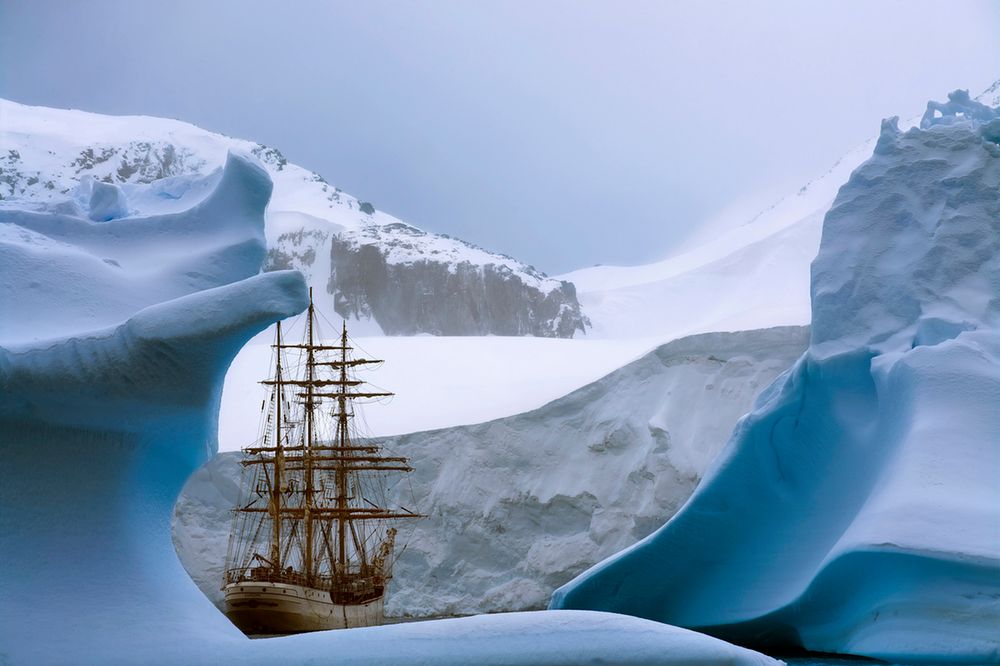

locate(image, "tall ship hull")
[[223, 580, 384, 633], [222, 289, 420, 635]]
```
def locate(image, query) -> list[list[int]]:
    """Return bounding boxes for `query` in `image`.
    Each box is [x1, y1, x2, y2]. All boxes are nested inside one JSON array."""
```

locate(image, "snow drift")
[[175, 325, 808, 617], [0, 97, 587, 338], [0, 151, 776, 665], [551, 91, 1000, 662]]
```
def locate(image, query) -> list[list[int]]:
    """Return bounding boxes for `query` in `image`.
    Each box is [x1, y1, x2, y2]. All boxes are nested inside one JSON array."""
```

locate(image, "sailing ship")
[[222, 290, 421, 634]]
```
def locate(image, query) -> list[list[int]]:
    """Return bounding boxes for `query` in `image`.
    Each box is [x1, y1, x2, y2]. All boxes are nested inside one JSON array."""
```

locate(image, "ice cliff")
[[0, 98, 587, 338], [551, 91, 1000, 662], [0, 151, 775, 665], [175, 326, 808, 617]]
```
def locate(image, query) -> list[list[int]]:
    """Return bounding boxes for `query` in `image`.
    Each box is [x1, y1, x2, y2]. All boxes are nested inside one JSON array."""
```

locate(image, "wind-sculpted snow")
[[175, 326, 808, 617], [0, 152, 776, 665], [0, 153, 272, 344], [551, 91, 1000, 662]]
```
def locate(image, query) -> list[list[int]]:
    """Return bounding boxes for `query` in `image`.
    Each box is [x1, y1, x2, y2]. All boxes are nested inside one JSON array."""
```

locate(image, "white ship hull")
[[224, 581, 384, 634]]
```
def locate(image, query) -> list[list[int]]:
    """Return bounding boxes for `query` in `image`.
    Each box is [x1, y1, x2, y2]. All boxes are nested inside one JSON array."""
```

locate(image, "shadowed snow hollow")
[[551, 90, 1000, 663]]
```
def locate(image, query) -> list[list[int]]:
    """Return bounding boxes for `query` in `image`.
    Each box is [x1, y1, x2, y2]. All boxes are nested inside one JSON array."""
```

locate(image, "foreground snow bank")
[[552, 91, 1000, 663], [0, 152, 775, 665], [176, 326, 808, 617], [237, 611, 783, 666]]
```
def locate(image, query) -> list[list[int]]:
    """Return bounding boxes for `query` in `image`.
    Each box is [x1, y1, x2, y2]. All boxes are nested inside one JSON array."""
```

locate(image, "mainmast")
[[269, 321, 284, 570], [304, 289, 317, 583], [337, 321, 350, 575]]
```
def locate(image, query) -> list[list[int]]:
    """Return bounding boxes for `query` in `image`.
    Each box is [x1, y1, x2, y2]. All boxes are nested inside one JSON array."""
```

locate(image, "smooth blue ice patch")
[[87, 180, 129, 221]]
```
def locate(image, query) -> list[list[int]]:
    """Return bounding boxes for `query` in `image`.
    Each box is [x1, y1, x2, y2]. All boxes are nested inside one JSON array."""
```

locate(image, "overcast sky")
[[1, 1, 997, 274]]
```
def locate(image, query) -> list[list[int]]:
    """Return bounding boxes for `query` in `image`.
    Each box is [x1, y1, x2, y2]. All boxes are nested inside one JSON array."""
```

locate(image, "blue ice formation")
[[552, 91, 1000, 663], [87, 180, 130, 221], [0, 152, 778, 665]]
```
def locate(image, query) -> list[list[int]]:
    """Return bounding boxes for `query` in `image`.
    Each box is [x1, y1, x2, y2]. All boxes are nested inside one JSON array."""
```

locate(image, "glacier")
[[551, 91, 1000, 662], [0, 150, 777, 665]]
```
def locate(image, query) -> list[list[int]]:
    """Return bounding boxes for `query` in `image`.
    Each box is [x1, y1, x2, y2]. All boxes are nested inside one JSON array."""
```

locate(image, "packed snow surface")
[[0, 151, 778, 665], [552, 91, 1000, 663], [178, 326, 808, 616], [219, 332, 658, 450]]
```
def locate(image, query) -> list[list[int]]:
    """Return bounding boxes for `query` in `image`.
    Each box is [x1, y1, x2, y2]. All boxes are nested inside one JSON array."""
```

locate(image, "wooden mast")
[[269, 321, 284, 570], [337, 320, 349, 576], [304, 289, 316, 582]]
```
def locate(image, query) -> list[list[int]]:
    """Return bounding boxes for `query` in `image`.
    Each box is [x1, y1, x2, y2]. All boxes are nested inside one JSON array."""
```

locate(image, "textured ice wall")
[[552, 91, 1000, 662], [0, 152, 777, 665], [174, 326, 808, 617]]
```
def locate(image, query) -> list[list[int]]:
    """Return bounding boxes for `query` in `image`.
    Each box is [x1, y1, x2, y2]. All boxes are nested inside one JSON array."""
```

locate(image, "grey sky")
[[1, 1, 997, 274]]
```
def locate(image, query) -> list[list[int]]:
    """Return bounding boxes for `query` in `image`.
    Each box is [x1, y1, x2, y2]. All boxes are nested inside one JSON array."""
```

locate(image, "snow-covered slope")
[[559, 136, 872, 339], [552, 91, 1000, 663], [219, 334, 657, 450], [175, 326, 808, 617], [0, 149, 778, 665], [0, 98, 587, 338], [564, 80, 1000, 343]]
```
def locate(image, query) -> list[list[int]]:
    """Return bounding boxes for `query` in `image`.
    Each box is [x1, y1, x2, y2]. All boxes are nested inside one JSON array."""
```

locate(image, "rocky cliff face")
[[324, 226, 585, 337], [264, 219, 587, 337], [1, 98, 589, 337]]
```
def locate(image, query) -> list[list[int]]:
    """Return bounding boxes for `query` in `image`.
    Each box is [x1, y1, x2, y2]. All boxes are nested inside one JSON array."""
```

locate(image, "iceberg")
[[551, 91, 1000, 662], [0, 152, 778, 665]]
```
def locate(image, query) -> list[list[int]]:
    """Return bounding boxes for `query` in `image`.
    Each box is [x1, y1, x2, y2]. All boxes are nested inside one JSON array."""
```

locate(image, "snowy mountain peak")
[[0, 98, 588, 337]]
